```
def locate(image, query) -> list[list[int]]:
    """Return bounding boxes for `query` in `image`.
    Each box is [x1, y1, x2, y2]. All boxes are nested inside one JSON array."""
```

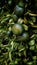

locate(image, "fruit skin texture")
[[16, 32, 29, 41], [7, 31, 13, 37], [22, 32, 29, 41], [14, 5, 24, 16], [12, 24, 23, 35]]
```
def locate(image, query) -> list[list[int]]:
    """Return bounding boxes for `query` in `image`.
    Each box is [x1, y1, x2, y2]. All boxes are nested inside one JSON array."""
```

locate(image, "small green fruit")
[[14, 5, 24, 16], [12, 24, 23, 35]]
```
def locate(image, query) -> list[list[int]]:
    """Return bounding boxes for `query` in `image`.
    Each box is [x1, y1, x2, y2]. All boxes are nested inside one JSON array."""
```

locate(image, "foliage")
[[0, 0, 37, 65]]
